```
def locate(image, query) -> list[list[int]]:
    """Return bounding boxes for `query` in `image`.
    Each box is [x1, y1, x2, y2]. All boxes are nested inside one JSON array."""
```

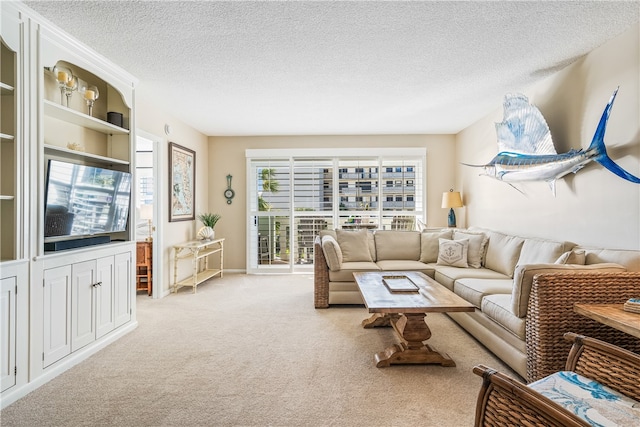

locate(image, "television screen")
[[44, 159, 132, 240]]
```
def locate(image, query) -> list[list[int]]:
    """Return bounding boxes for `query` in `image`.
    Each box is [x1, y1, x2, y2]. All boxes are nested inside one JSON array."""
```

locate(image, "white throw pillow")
[[454, 230, 488, 268], [437, 238, 469, 268]]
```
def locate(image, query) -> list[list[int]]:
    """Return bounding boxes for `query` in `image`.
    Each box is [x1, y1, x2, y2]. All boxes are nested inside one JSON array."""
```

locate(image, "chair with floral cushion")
[[473, 332, 640, 427]]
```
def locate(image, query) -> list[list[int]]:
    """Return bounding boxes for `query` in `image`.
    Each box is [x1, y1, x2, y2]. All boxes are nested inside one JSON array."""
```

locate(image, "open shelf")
[[44, 99, 129, 135], [44, 144, 130, 165], [1, 82, 14, 94]]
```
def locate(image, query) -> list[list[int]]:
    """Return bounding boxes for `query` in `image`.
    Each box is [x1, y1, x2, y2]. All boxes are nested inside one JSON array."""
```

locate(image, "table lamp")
[[441, 189, 463, 228], [140, 204, 153, 242]]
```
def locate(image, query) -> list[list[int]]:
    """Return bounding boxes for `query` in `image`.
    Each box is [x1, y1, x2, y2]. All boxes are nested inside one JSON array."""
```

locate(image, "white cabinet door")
[[43, 265, 72, 367], [71, 260, 95, 352], [114, 252, 131, 328], [95, 256, 115, 339], [0, 276, 16, 392]]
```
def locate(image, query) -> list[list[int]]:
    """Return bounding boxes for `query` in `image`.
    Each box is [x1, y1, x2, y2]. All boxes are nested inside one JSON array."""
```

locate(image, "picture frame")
[[168, 142, 196, 222]]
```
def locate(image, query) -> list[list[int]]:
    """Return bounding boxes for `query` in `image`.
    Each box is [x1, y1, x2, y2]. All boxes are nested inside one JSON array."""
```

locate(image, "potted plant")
[[197, 213, 221, 240]]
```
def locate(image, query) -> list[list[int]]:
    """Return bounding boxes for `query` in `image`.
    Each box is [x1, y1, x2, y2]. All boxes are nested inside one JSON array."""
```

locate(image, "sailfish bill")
[[464, 89, 640, 196]]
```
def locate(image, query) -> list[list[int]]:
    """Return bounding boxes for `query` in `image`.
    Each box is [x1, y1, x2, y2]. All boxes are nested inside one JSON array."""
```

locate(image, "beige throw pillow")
[[437, 238, 469, 268], [453, 230, 488, 268], [335, 229, 373, 263], [555, 249, 586, 265], [321, 235, 343, 271], [419, 230, 453, 263]]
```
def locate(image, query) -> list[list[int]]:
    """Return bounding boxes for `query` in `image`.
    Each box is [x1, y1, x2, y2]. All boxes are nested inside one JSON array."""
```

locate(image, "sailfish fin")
[[596, 155, 640, 183], [547, 180, 557, 197], [589, 88, 640, 183]]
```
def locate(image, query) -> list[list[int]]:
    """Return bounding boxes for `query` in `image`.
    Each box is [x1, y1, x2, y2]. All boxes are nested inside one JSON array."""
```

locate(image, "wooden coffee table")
[[353, 271, 475, 368]]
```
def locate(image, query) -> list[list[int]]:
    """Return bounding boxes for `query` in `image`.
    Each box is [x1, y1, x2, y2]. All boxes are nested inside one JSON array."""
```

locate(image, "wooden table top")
[[353, 271, 475, 314], [574, 303, 640, 340]]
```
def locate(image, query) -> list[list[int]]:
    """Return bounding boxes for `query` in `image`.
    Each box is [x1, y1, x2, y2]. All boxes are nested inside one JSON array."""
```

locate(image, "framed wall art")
[[169, 142, 196, 222]]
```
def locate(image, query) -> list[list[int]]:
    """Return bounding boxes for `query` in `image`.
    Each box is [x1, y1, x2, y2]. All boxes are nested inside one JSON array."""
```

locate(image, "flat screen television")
[[44, 159, 132, 242]]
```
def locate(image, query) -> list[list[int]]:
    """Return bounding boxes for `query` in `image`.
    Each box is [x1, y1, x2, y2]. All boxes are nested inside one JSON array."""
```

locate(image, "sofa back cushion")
[[453, 230, 489, 268], [579, 247, 640, 272], [374, 230, 421, 261], [321, 235, 343, 271], [335, 229, 373, 263], [511, 263, 627, 317], [517, 238, 576, 267], [419, 229, 453, 263], [483, 231, 525, 278]]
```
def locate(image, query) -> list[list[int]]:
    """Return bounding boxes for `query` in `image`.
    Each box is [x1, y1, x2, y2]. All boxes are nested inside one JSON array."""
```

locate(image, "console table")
[[172, 238, 224, 293]]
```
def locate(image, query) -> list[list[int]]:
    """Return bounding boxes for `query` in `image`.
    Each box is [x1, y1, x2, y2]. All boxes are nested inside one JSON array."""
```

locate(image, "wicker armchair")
[[526, 271, 640, 381], [474, 332, 640, 427]]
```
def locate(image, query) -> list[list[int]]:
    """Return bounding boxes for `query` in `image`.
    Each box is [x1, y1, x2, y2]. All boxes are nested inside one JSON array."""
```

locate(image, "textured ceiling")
[[23, 1, 640, 136]]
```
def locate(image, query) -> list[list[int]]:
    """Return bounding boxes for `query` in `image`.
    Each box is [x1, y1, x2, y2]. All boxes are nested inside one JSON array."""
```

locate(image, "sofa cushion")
[[434, 267, 510, 291], [328, 261, 381, 282], [482, 294, 525, 340], [484, 231, 525, 278], [511, 262, 628, 318], [555, 249, 586, 265], [321, 235, 343, 271], [529, 371, 640, 426], [374, 230, 421, 261], [335, 229, 373, 263], [516, 238, 575, 267], [437, 238, 468, 268], [375, 260, 435, 276], [419, 230, 453, 263], [454, 230, 489, 268], [454, 278, 513, 308], [580, 247, 640, 272]]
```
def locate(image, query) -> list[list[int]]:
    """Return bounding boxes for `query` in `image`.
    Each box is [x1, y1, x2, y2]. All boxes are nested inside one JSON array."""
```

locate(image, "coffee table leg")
[[374, 313, 456, 368], [361, 313, 399, 328]]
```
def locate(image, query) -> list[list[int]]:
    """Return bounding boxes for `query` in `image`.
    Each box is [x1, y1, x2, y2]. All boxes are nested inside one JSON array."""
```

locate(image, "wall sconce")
[[441, 189, 463, 228], [140, 204, 154, 242]]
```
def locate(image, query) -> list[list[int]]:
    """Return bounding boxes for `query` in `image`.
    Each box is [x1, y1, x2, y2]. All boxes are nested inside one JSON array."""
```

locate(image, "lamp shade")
[[441, 191, 463, 209], [139, 204, 153, 220]]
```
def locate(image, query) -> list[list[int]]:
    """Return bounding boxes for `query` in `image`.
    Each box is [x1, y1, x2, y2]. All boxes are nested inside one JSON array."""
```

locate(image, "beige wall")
[[456, 24, 640, 249], [136, 84, 210, 292], [207, 135, 456, 269]]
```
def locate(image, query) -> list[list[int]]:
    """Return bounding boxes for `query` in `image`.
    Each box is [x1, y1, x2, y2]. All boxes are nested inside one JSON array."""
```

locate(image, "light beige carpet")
[[1, 273, 516, 426]]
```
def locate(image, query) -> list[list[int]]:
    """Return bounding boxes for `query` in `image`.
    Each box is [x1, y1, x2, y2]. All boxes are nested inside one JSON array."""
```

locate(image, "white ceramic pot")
[[198, 226, 215, 241]]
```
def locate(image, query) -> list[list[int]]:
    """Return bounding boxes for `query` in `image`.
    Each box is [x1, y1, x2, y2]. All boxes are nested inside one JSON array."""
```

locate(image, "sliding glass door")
[[246, 149, 425, 273]]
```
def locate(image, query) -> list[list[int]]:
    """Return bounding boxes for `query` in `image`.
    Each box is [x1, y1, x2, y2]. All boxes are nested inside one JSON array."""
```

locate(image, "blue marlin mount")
[[464, 89, 640, 196]]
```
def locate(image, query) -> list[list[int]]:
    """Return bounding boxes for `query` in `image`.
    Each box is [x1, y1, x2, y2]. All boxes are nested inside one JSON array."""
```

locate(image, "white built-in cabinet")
[[0, 2, 138, 408], [42, 251, 131, 367], [1, 3, 29, 398]]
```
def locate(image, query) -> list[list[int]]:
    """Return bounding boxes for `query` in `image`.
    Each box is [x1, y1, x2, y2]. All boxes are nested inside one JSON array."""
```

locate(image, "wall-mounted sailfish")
[[464, 89, 640, 195]]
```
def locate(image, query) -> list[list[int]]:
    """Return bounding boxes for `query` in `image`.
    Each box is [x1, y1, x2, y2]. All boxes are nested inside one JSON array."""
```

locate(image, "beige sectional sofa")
[[313, 228, 640, 381]]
